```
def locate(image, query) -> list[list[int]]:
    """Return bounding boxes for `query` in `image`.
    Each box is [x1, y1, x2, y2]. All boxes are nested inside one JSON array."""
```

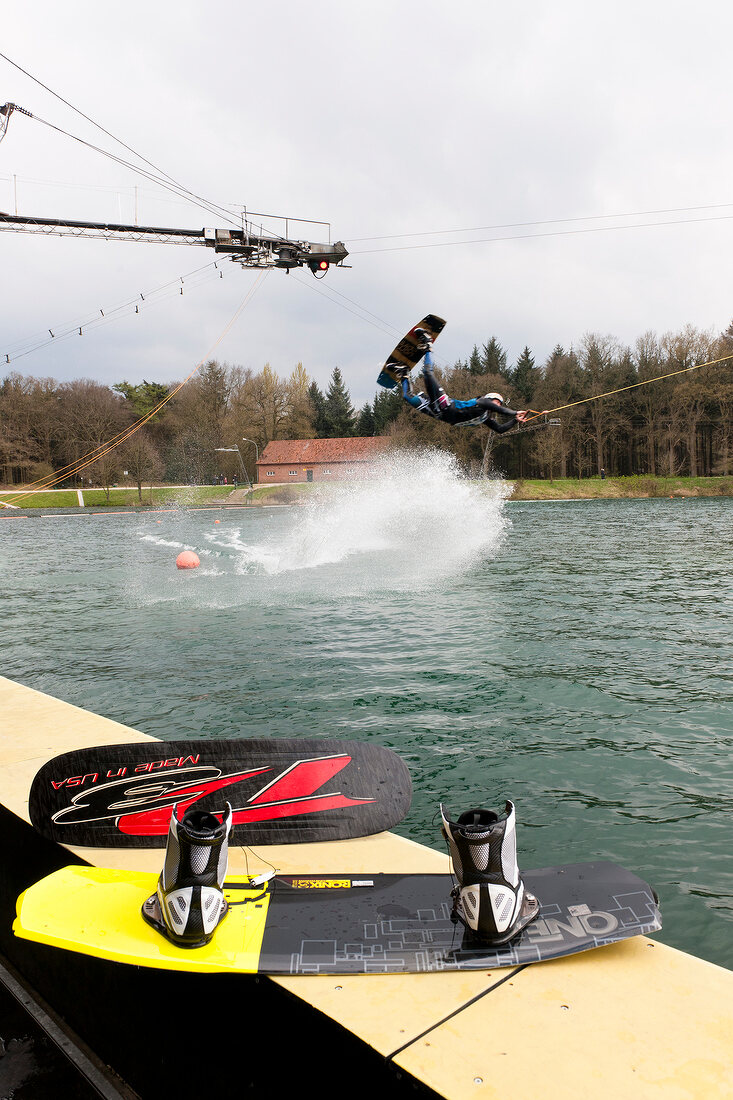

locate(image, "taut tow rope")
[[525, 351, 733, 422]]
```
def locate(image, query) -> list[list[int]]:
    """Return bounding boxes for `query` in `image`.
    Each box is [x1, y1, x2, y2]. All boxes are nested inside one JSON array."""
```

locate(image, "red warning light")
[[309, 258, 330, 277]]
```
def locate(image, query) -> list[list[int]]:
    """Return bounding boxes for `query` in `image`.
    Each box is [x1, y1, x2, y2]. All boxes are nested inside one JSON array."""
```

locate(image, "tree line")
[[2, 318, 732, 491], [0, 361, 402, 492]]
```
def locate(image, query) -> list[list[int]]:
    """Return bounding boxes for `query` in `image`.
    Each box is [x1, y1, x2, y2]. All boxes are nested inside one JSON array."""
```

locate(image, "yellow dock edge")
[[1, 675, 731, 1099]]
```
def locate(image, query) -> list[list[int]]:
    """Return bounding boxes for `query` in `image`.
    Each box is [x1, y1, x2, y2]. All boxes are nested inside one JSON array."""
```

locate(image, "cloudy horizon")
[[3, 0, 733, 407]]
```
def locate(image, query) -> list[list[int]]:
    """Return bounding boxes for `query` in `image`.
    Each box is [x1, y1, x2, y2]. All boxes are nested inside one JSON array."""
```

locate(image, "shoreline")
[[2, 475, 733, 513], [2, 676, 731, 1100], [506, 475, 733, 501]]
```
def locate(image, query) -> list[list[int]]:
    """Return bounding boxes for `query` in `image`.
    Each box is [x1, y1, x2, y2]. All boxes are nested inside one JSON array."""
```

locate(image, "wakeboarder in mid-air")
[[376, 317, 544, 431], [401, 334, 531, 430]]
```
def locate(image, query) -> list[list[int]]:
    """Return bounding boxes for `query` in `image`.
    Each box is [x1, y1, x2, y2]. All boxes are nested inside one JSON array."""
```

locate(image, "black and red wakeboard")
[[29, 738, 412, 847]]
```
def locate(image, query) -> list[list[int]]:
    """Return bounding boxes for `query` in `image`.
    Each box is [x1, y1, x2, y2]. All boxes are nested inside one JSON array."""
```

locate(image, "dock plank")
[[1, 675, 730, 1100]]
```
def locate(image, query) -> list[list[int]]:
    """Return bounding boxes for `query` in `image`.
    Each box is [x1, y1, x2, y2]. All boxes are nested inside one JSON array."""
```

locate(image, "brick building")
[[256, 437, 391, 483]]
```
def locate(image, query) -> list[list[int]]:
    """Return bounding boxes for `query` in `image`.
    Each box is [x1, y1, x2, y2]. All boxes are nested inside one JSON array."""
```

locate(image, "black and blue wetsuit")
[[402, 369, 521, 431]]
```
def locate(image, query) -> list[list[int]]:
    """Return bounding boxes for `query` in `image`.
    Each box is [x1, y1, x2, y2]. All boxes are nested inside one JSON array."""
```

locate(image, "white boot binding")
[[440, 801, 539, 945], [142, 803, 232, 948]]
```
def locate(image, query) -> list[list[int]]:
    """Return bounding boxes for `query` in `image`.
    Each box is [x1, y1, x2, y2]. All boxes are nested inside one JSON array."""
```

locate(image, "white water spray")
[[204, 450, 509, 588]]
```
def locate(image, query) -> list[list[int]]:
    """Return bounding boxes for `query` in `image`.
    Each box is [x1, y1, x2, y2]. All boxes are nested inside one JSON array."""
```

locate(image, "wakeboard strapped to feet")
[[377, 314, 446, 389]]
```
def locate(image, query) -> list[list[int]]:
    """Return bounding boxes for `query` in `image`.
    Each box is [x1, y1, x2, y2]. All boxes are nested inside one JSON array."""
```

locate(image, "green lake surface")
[[2, 451, 731, 969]]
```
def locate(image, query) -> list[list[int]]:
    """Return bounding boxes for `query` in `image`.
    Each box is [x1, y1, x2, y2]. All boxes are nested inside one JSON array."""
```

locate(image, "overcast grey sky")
[[2, 0, 733, 406]]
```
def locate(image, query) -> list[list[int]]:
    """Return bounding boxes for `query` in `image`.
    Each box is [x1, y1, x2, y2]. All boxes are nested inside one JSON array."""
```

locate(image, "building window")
[[289, 470, 297, 475], [266, 471, 274, 477]]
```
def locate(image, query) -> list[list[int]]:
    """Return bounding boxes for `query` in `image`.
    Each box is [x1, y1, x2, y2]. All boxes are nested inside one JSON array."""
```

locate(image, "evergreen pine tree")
[[547, 344, 565, 367], [481, 337, 510, 379], [308, 381, 328, 437], [467, 345, 483, 375], [355, 401, 375, 436], [373, 388, 402, 433], [512, 346, 538, 403], [113, 380, 170, 418], [323, 367, 355, 437]]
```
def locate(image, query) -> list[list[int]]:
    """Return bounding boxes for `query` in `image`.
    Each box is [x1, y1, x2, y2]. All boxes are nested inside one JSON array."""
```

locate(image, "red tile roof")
[[257, 437, 391, 465]]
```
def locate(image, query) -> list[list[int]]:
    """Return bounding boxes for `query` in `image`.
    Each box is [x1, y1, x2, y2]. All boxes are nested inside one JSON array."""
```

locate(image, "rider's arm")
[[402, 378, 430, 412], [477, 396, 521, 431], [477, 397, 519, 417], [483, 414, 518, 434]]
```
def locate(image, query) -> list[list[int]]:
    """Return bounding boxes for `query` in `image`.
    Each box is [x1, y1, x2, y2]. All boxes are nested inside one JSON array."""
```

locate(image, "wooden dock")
[[1, 675, 731, 1098]]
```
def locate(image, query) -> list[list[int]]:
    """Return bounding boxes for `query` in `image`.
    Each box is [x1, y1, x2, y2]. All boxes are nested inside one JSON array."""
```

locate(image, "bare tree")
[[89, 450, 121, 502], [531, 423, 564, 480], [533, 347, 583, 478], [284, 363, 315, 439], [120, 432, 164, 502], [165, 360, 231, 483], [244, 364, 291, 445], [578, 334, 625, 475], [634, 332, 668, 475], [661, 326, 717, 475], [55, 380, 130, 484]]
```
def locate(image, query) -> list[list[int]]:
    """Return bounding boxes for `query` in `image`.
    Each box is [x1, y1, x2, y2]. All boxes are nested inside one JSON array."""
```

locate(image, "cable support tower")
[[480, 416, 560, 478], [0, 210, 348, 273]]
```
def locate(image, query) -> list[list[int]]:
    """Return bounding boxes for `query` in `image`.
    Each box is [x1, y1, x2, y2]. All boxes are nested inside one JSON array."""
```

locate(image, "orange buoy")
[[176, 551, 200, 570], [215, 519, 221, 524]]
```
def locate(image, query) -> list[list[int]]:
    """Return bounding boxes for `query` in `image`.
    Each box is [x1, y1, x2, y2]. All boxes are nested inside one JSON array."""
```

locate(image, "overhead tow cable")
[[0, 273, 268, 507]]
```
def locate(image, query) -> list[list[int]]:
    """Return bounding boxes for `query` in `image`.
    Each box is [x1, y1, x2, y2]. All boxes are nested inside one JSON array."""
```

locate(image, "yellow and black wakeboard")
[[14, 862, 661, 976]]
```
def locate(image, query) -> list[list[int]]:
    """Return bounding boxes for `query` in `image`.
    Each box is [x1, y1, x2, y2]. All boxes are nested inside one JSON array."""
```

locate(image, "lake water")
[[2, 450, 732, 969]]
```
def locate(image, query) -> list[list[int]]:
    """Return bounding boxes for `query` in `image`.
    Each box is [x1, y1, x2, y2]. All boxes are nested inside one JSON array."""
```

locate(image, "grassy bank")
[[3, 476, 733, 511], [241, 477, 733, 503], [507, 476, 733, 500], [0, 486, 243, 510], [230, 476, 733, 503], [0, 483, 330, 510]]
